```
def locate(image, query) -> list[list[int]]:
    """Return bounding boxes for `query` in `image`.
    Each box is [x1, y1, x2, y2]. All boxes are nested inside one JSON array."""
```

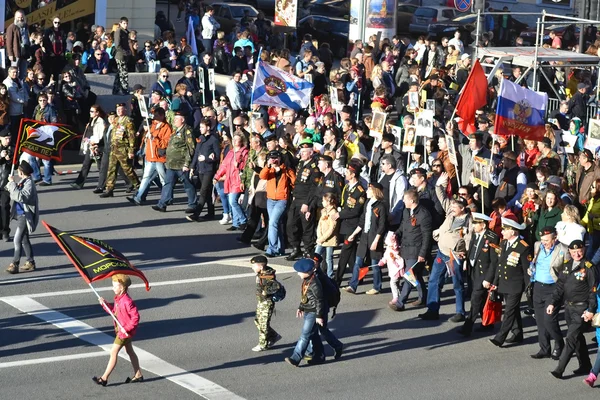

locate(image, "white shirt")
[[556, 221, 586, 245], [448, 37, 464, 54]]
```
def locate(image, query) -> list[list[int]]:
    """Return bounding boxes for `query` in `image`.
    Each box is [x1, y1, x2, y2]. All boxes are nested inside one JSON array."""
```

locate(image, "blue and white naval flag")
[[252, 61, 313, 110]]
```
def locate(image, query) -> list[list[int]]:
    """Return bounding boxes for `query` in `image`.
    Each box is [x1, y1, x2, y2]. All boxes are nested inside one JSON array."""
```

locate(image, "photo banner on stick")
[[274, 0, 298, 27], [472, 156, 490, 188], [415, 110, 434, 138], [446, 134, 459, 166], [402, 126, 416, 153]]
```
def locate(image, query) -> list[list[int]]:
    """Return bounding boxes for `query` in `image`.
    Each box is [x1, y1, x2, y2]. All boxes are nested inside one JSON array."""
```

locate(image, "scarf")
[[364, 198, 376, 233]]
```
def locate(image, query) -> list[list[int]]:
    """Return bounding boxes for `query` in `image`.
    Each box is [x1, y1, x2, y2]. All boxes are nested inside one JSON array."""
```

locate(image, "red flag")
[[455, 60, 488, 136], [358, 267, 369, 281]]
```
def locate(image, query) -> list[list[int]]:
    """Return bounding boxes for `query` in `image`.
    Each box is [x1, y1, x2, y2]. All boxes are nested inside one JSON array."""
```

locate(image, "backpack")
[[317, 270, 341, 317], [271, 280, 286, 302]]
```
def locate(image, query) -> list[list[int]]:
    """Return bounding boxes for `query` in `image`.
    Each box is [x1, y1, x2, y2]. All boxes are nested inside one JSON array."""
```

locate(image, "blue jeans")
[[426, 250, 464, 315], [315, 245, 335, 278], [215, 181, 230, 215], [592, 344, 600, 376], [348, 256, 381, 292], [266, 199, 287, 255], [228, 192, 247, 227], [290, 311, 323, 363], [587, 231, 600, 260], [157, 169, 197, 208], [135, 161, 166, 202], [306, 306, 342, 357], [42, 159, 53, 184]]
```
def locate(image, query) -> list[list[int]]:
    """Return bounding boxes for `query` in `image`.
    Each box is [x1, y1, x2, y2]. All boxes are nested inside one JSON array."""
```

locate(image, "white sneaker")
[[252, 345, 267, 352], [219, 214, 232, 225]]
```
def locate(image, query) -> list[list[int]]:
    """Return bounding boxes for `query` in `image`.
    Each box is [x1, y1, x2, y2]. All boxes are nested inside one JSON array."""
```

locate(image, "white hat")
[[472, 212, 492, 223], [501, 217, 525, 231], [461, 53, 471, 61]]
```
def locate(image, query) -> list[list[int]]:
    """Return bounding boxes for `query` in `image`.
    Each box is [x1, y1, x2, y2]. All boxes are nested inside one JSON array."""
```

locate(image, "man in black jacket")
[[0, 129, 13, 241], [458, 213, 499, 336], [187, 119, 221, 221], [395, 188, 432, 309], [112, 17, 132, 95], [285, 258, 325, 367], [43, 16, 67, 81], [567, 83, 589, 121]]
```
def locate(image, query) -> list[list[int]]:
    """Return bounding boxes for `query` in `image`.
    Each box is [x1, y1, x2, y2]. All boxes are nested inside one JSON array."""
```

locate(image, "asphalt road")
[[0, 170, 599, 400]]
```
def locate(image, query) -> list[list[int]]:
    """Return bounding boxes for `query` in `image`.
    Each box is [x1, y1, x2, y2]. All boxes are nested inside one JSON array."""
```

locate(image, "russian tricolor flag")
[[494, 79, 548, 141]]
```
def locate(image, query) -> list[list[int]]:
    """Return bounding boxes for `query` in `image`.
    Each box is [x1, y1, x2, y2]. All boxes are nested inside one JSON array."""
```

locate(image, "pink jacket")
[[102, 292, 140, 339], [214, 147, 248, 194]]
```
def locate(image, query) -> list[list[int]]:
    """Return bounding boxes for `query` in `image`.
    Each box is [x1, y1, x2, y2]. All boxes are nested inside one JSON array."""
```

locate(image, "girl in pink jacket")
[[93, 274, 143, 386]]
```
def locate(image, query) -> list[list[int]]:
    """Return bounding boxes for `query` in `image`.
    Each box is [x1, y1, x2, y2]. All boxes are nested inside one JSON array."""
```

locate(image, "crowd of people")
[[4, 6, 600, 380]]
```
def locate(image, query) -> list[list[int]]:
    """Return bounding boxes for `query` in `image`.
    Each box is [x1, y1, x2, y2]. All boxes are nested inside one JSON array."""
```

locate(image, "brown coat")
[[363, 55, 375, 83], [0, 97, 9, 125], [5, 23, 25, 59], [576, 162, 600, 205], [316, 206, 339, 247]]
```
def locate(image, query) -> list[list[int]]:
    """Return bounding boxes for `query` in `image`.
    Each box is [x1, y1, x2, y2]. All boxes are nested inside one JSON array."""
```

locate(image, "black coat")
[[467, 229, 500, 289], [395, 204, 432, 261], [190, 133, 221, 174], [357, 200, 388, 259], [551, 258, 597, 310], [493, 238, 531, 294], [298, 273, 325, 318], [338, 182, 366, 235]]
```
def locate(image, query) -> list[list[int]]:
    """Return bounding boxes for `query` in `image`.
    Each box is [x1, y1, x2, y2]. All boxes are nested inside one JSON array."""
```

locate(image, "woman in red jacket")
[[214, 132, 249, 231], [93, 274, 143, 386]]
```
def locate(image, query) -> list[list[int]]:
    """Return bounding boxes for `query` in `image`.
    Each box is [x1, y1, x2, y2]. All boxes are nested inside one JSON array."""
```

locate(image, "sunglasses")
[[145, 45, 151, 48], [161, 75, 168, 78], [458, 192, 468, 196], [432, 164, 442, 167], [54, 21, 60, 24], [95, 53, 102, 56]]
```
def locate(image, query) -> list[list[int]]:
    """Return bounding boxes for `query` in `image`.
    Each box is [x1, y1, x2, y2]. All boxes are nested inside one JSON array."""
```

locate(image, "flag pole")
[[250, 49, 263, 108], [11, 118, 27, 172], [89, 283, 129, 338]]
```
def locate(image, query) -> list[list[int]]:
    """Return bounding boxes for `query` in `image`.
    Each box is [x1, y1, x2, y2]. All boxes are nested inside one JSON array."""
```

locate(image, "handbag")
[[482, 290, 503, 326], [592, 313, 600, 328]]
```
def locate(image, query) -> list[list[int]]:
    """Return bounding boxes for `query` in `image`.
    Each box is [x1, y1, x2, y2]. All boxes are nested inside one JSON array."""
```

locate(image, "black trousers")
[[494, 292, 523, 344], [286, 200, 315, 253], [533, 282, 563, 354], [191, 173, 214, 218], [0, 190, 10, 235], [74, 152, 98, 186], [556, 303, 591, 373], [241, 201, 268, 244], [336, 233, 357, 285], [97, 151, 131, 190], [464, 287, 488, 331]]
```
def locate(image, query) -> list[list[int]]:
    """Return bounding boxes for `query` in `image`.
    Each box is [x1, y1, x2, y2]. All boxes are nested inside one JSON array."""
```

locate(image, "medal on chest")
[[574, 268, 587, 281]]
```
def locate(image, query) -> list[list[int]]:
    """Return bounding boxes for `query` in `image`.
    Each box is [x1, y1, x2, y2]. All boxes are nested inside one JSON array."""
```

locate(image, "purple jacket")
[[102, 292, 140, 339]]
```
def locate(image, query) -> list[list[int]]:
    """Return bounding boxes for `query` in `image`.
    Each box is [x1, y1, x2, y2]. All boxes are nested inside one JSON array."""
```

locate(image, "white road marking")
[[0, 351, 107, 368], [2, 296, 245, 400], [0, 264, 295, 300]]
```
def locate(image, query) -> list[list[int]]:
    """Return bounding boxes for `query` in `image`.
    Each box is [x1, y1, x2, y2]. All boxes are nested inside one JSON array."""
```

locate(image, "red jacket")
[[101, 292, 140, 339], [214, 146, 248, 194]]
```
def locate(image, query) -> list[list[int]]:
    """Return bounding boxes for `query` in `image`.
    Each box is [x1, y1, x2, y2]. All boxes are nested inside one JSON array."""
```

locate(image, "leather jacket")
[[298, 273, 325, 318]]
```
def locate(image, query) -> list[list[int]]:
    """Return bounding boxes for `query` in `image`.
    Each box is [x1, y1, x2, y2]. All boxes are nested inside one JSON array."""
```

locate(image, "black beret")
[[0, 127, 10, 138], [174, 111, 186, 117], [264, 134, 277, 142], [318, 154, 333, 162], [429, 73, 439, 80], [539, 226, 556, 237], [268, 150, 281, 158], [410, 167, 427, 176], [569, 239, 585, 250], [250, 255, 268, 264]]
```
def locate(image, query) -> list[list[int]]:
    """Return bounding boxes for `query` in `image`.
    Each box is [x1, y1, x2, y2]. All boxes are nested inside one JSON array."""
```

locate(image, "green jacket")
[[241, 147, 267, 189], [533, 206, 562, 241], [166, 124, 195, 170]]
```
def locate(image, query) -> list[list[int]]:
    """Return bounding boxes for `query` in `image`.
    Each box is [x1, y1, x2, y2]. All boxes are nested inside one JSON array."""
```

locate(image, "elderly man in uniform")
[[286, 142, 321, 261], [548, 240, 596, 379], [332, 161, 366, 285], [489, 216, 531, 347], [458, 212, 499, 336], [529, 226, 569, 360], [100, 103, 140, 197], [152, 112, 197, 212]]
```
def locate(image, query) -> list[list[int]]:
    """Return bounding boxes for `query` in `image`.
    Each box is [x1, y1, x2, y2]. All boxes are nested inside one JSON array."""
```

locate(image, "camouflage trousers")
[[106, 146, 139, 191], [255, 299, 277, 348], [113, 59, 129, 94]]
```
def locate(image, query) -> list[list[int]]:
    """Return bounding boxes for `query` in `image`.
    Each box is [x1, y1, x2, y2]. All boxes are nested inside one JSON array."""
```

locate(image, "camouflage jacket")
[[166, 124, 195, 170], [111, 116, 136, 154]]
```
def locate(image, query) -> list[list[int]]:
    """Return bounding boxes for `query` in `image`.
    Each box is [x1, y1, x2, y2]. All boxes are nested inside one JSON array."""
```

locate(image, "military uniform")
[[254, 263, 281, 350], [286, 154, 321, 259], [550, 254, 596, 377], [491, 236, 531, 345], [311, 169, 344, 208], [104, 114, 139, 194], [460, 226, 499, 336], [335, 182, 366, 284]]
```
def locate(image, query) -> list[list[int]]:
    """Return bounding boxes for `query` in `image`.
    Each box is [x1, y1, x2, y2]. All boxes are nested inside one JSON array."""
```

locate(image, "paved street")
[[0, 170, 598, 400]]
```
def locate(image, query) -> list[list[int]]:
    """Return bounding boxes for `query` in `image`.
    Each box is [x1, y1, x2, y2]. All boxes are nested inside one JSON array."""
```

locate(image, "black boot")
[[99, 190, 114, 198], [285, 248, 303, 261]]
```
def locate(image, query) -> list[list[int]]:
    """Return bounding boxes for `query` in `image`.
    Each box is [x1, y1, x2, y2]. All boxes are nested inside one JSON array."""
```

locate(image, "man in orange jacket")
[[260, 150, 296, 257], [127, 107, 172, 205]]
